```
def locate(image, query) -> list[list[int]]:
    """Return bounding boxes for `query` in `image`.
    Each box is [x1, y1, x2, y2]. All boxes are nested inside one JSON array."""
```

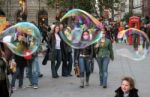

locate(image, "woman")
[[11, 33, 27, 89], [75, 30, 93, 88], [48, 24, 63, 78], [0, 45, 11, 97], [95, 29, 114, 88], [115, 77, 139, 97]]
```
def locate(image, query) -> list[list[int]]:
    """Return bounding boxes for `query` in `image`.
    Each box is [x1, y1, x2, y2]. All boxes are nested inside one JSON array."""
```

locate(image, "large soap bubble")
[[0, 22, 42, 57], [116, 28, 149, 61], [60, 9, 103, 49]]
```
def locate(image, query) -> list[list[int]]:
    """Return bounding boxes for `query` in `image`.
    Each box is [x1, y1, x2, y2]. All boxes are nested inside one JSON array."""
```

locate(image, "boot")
[[80, 78, 84, 88], [86, 75, 90, 86]]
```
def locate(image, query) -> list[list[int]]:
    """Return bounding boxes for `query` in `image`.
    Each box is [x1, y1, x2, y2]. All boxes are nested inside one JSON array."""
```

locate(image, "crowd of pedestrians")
[[1, 12, 150, 97]]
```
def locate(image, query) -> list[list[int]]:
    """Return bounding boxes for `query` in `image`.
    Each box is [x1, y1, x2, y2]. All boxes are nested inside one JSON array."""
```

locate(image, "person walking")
[[95, 30, 114, 88], [48, 24, 63, 78], [75, 30, 93, 88]]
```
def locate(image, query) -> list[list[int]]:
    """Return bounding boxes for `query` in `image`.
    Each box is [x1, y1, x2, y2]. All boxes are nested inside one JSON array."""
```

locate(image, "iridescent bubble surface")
[[60, 9, 103, 49], [0, 22, 41, 56], [116, 28, 149, 61]]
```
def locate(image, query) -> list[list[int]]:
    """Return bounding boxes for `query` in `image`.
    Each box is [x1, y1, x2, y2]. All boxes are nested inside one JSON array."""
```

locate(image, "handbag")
[[23, 50, 32, 60], [74, 65, 80, 77]]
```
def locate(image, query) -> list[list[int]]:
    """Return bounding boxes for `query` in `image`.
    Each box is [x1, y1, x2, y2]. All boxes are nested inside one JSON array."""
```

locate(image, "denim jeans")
[[51, 49, 62, 77], [62, 52, 72, 76], [79, 56, 91, 78], [96, 57, 110, 86], [67, 52, 73, 75], [27, 57, 39, 86], [11, 67, 25, 87]]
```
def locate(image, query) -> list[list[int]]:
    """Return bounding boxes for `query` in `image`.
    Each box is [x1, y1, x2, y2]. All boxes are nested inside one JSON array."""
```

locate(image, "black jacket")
[[115, 87, 139, 97]]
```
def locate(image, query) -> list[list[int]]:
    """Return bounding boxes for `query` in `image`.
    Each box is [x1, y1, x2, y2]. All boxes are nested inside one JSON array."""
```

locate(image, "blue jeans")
[[51, 49, 62, 77], [96, 57, 110, 86], [11, 67, 25, 87], [79, 57, 91, 78], [27, 57, 39, 86]]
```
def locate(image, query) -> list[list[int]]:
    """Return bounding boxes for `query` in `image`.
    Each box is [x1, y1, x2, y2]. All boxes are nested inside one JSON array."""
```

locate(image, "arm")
[[108, 39, 114, 60]]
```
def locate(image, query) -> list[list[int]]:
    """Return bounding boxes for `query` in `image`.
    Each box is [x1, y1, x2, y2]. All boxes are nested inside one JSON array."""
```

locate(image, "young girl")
[[115, 77, 139, 97]]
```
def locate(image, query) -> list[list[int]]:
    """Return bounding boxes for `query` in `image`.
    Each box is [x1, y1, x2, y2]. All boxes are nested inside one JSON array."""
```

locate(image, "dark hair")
[[50, 25, 60, 40], [52, 24, 60, 34], [122, 77, 135, 89], [81, 30, 90, 40]]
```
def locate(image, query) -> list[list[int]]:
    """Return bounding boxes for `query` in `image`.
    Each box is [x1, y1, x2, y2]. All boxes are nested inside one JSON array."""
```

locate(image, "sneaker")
[[33, 85, 38, 89]]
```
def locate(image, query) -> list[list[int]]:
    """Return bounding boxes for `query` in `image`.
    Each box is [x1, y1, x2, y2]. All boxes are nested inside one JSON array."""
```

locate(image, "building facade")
[[0, 0, 56, 24], [143, 0, 150, 16]]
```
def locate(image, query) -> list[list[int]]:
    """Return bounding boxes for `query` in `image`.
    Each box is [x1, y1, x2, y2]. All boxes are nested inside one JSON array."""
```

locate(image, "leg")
[[11, 67, 20, 88], [18, 67, 25, 88], [79, 57, 85, 88], [55, 50, 62, 75], [85, 57, 91, 86], [31, 57, 39, 87], [96, 57, 103, 86], [102, 57, 110, 88], [51, 61, 57, 78], [68, 52, 73, 76]]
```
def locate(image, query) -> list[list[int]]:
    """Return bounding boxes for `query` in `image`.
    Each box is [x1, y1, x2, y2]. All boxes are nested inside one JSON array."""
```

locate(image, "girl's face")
[[121, 80, 131, 93], [18, 34, 25, 41], [55, 26, 60, 33], [82, 32, 89, 40]]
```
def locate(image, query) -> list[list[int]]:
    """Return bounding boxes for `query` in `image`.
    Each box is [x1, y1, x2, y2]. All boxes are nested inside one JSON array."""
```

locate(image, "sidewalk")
[[11, 43, 150, 97]]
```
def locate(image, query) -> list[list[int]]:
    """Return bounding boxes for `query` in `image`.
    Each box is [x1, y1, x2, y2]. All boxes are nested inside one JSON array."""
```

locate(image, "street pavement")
[[11, 43, 150, 97]]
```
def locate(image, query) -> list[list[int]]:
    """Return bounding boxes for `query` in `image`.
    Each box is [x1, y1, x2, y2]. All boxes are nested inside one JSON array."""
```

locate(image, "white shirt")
[[124, 92, 129, 97], [55, 33, 61, 49]]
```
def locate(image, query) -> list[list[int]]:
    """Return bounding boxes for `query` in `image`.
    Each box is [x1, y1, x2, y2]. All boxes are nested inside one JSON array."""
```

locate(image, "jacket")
[[115, 87, 139, 97], [48, 32, 64, 61], [96, 38, 114, 60]]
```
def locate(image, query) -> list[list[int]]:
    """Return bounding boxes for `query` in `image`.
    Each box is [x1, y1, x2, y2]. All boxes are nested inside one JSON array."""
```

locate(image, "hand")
[[95, 43, 100, 48]]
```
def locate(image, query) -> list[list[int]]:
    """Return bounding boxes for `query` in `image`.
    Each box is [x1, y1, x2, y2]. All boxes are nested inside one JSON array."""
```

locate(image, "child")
[[115, 77, 139, 97]]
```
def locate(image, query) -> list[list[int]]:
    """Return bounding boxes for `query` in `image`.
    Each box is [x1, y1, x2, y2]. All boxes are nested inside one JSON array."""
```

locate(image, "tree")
[[47, 0, 93, 12], [97, 0, 121, 18]]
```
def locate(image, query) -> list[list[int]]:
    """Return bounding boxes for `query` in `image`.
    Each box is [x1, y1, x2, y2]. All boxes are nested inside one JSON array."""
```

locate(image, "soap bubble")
[[116, 28, 149, 61], [0, 22, 42, 57], [60, 9, 103, 49]]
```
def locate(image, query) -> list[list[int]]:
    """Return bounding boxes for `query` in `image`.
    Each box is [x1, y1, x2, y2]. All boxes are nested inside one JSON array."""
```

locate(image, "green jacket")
[[96, 38, 114, 60]]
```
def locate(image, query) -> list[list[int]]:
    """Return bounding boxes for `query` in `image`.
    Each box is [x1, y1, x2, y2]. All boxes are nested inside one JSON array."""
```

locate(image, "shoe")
[[80, 86, 84, 88], [52, 75, 59, 78], [33, 85, 38, 89], [38, 74, 43, 78], [62, 75, 68, 77], [68, 74, 73, 77], [103, 85, 107, 88]]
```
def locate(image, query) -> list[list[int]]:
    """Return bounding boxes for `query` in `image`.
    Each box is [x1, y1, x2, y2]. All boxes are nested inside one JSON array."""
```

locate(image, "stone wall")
[[1, 0, 56, 25]]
